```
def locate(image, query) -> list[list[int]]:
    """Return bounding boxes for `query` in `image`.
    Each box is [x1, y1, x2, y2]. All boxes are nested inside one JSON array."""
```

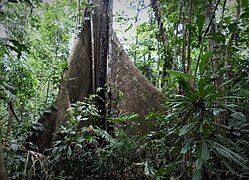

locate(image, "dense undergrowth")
[[2, 80, 249, 179], [0, 0, 249, 179]]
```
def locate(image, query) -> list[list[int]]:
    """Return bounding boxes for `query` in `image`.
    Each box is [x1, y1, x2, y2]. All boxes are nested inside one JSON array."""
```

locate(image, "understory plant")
[[49, 97, 145, 179], [145, 70, 249, 179]]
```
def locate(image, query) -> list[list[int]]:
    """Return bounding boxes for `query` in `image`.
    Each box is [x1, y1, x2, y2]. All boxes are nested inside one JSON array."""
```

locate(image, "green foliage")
[[0, 0, 248, 179], [1, 96, 144, 179], [0, 0, 76, 137], [143, 75, 249, 179], [49, 99, 143, 179]]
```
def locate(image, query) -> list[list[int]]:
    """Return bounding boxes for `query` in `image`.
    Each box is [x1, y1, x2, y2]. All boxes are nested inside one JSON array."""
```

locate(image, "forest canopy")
[[0, 0, 248, 179]]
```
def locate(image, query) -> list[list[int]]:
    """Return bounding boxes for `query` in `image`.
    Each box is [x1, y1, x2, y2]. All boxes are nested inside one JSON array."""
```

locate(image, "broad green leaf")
[[144, 162, 150, 175], [177, 77, 195, 98], [203, 85, 216, 97], [231, 112, 246, 121], [196, 158, 203, 170], [201, 140, 210, 161], [220, 96, 243, 99], [199, 52, 211, 75], [168, 70, 194, 79], [198, 78, 205, 98], [82, 2, 96, 7], [210, 141, 248, 170], [67, 146, 72, 156], [180, 139, 193, 154], [155, 163, 178, 176], [199, 123, 203, 133], [172, 102, 186, 108], [228, 23, 238, 33], [242, 0, 248, 9], [168, 95, 190, 102], [240, 11, 249, 19], [222, 160, 237, 175], [52, 102, 58, 110], [179, 122, 197, 136], [216, 79, 233, 90], [189, 92, 199, 103], [215, 142, 243, 161], [108, 113, 139, 122], [187, 24, 197, 36], [192, 169, 202, 180], [207, 32, 225, 43], [196, 15, 205, 34], [76, 143, 82, 148], [205, 92, 223, 102], [144, 161, 155, 176]]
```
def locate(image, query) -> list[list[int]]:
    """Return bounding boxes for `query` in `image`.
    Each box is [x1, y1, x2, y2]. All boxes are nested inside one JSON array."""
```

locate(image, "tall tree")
[[181, 0, 187, 73], [92, 0, 111, 131], [27, 0, 164, 152], [151, 0, 172, 88]]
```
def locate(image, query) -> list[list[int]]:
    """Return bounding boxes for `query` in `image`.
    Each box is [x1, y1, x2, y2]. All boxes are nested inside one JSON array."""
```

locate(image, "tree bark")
[[26, 10, 92, 152], [111, 34, 164, 135], [181, 0, 187, 73], [205, 0, 223, 90], [224, 0, 241, 80], [205, 0, 225, 126], [0, 122, 7, 180], [91, 0, 111, 131], [187, 0, 192, 75], [6, 103, 13, 138]]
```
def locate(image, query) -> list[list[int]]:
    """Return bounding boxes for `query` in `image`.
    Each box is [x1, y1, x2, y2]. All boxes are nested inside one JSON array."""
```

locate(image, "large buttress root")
[[111, 34, 164, 135], [26, 1, 164, 152], [26, 21, 92, 153]]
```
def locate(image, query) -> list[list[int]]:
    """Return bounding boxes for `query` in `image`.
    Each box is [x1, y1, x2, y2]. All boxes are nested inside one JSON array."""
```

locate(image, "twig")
[[0, 114, 7, 121], [7, 102, 20, 124]]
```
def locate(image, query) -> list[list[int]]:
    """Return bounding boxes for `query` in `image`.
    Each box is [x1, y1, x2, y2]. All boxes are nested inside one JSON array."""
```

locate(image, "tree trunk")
[[6, 103, 13, 138], [91, 0, 111, 131], [181, 0, 187, 73], [27, 0, 164, 152], [224, 0, 241, 80], [205, 0, 224, 91], [205, 0, 225, 126], [187, 0, 192, 75], [0, 122, 7, 180]]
